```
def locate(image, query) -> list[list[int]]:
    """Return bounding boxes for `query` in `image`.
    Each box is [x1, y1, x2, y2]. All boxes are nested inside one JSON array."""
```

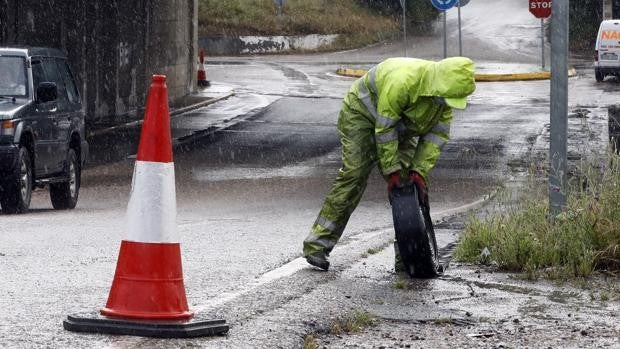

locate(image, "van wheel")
[[0, 146, 33, 214], [595, 69, 604, 82], [50, 148, 80, 210]]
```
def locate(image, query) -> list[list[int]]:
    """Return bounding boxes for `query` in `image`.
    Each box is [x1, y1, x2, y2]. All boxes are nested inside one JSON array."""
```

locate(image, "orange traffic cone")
[[63, 75, 228, 338], [101, 74, 188, 320], [197, 49, 210, 88]]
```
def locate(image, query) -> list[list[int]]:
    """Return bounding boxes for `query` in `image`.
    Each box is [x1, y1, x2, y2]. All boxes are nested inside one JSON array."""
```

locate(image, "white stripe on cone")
[[125, 161, 177, 243]]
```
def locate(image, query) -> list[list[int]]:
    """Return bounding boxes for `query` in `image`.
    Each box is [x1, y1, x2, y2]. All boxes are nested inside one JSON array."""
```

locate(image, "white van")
[[595, 20, 620, 82]]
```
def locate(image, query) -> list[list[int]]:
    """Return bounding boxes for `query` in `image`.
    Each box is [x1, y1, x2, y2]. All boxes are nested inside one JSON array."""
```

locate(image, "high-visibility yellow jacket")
[[344, 57, 476, 179]]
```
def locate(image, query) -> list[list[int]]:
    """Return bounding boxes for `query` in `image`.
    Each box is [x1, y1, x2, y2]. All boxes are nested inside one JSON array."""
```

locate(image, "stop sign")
[[529, 0, 552, 18]]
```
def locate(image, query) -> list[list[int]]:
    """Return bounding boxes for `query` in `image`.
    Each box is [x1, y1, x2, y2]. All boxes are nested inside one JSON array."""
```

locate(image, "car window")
[[56, 59, 80, 105], [0, 56, 28, 97], [41, 57, 68, 104], [31, 59, 45, 99]]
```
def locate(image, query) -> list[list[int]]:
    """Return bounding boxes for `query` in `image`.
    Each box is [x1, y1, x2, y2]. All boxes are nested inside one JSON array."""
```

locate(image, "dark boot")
[[306, 252, 330, 271]]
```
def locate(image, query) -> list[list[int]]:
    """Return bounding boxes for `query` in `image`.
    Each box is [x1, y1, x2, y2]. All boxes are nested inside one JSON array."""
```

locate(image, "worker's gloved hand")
[[409, 171, 428, 205], [387, 172, 401, 193]]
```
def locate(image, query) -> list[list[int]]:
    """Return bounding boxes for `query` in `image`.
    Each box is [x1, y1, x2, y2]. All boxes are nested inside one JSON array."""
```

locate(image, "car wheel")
[[50, 148, 80, 210], [0, 146, 33, 214], [391, 184, 441, 278], [595, 69, 604, 82]]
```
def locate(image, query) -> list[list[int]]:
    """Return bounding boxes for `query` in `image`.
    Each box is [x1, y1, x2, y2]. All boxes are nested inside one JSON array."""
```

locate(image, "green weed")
[[455, 155, 620, 279], [393, 278, 407, 290], [303, 335, 319, 349], [329, 310, 376, 335], [433, 317, 454, 325], [198, 0, 398, 38]]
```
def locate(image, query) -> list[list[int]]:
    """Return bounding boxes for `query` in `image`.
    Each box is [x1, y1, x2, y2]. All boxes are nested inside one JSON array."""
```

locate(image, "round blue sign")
[[431, 0, 458, 11]]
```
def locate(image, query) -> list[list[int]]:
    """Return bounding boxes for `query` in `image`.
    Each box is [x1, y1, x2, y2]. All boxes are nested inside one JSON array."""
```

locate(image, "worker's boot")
[[306, 252, 330, 271]]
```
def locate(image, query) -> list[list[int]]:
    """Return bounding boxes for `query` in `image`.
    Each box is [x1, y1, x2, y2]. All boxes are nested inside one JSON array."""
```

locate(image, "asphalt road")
[[1, 0, 619, 347]]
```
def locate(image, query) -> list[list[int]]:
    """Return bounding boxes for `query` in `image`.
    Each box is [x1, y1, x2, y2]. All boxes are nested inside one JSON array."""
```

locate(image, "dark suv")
[[0, 47, 88, 213]]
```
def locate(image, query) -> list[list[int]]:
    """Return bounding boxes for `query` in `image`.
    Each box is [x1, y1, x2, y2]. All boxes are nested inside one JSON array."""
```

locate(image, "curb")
[[433, 187, 499, 223], [335, 67, 578, 82], [88, 91, 235, 138], [475, 71, 550, 82], [335, 67, 367, 78], [170, 91, 235, 117]]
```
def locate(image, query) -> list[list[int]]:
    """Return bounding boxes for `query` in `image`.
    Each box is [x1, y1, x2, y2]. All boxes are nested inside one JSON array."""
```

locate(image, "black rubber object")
[[63, 313, 229, 338], [391, 184, 442, 278]]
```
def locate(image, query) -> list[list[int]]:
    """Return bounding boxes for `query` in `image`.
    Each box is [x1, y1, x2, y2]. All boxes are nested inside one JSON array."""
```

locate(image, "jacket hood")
[[422, 57, 476, 109]]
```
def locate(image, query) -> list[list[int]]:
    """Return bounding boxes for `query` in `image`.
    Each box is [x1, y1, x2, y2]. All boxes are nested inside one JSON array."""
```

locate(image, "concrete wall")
[[0, 0, 198, 126], [200, 34, 339, 56]]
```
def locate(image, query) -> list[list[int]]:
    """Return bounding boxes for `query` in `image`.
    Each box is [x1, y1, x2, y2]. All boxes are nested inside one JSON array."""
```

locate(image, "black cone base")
[[63, 312, 228, 338]]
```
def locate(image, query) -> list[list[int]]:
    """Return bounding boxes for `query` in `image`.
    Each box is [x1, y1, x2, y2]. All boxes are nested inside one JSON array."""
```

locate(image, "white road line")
[[191, 192, 495, 313]]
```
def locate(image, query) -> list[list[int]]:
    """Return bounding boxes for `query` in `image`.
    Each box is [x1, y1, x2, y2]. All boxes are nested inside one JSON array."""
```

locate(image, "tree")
[[358, 0, 440, 34], [568, 0, 602, 51]]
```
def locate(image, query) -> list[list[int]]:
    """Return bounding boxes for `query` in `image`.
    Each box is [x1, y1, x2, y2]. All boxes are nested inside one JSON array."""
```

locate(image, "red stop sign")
[[529, 0, 552, 18]]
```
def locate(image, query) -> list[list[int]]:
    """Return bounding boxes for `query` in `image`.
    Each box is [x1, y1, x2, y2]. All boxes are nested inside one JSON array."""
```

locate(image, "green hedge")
[[569, 0, 603, 52], [357, 0, 439, 33]]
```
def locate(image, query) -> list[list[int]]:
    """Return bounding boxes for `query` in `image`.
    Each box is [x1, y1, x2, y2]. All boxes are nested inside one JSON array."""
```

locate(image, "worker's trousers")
[[302, 103, 418, 260]]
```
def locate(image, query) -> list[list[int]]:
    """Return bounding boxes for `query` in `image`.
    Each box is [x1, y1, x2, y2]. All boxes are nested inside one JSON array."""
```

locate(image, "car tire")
[[595, 69, 604, 82], [50, 148, 80, 210], [391, 184, 440, 278], [0, 146, 33, 214]]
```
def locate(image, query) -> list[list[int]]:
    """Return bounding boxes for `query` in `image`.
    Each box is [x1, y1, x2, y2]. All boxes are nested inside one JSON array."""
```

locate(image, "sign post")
[[431, 0, 458, 58], [529, 0, 552, 70], [456, 0, 470, 57], [401, 0, 407, 57], [458, 1, 462, 56], [549, 0, 568, 217], [273, 0, 285, 16]]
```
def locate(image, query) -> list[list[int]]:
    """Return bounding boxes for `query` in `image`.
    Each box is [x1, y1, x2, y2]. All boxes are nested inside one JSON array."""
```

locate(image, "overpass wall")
[[0, 0, 198, 126]]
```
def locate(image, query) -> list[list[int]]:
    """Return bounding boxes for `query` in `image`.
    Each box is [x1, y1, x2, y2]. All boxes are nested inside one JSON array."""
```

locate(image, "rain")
[[0, 0, 619, 348]]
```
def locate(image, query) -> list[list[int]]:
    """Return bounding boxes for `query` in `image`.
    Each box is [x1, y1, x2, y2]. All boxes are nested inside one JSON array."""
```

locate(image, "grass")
[[393, 278, 408, 290], [433, 317, 454, 325], [303, 335, 319, 349], [198, 0, 398, 39], [455, 155, 620, 280], [362, 241, 392, 259], [366, 246, 382, 255], [329, 310, 376, 335]]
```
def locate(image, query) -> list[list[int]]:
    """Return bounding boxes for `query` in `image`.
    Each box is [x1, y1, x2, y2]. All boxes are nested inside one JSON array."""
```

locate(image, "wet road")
[[0, 67, 597, 348], [1, 0, 620, 347]]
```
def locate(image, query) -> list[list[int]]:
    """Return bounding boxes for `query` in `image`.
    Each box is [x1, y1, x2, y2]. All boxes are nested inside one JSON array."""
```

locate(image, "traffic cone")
[[63, 75, 228, 338], [197, 49, 210, 88], [101, 74, 187, 320]]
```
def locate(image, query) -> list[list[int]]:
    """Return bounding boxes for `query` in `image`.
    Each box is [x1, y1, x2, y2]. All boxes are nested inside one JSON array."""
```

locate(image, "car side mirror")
[[37, 82, 57, 103]]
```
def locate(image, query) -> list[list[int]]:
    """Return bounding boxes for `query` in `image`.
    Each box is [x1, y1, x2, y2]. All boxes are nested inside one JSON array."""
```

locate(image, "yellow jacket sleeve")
[[411, 106, 452, 180], [374, 77, 411, 176]]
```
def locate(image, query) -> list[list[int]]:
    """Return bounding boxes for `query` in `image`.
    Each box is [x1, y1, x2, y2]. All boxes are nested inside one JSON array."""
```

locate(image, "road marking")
[[192, 192, 495, 312], [192, 229, 387, 312]]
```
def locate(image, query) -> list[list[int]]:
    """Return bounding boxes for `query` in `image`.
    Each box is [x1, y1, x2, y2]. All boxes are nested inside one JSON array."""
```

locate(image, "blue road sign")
[[431, 0, 458, 11]]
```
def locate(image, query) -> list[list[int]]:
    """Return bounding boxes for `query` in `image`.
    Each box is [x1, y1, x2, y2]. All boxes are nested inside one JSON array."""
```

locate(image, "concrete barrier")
[[200, 34, 339, 55]]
